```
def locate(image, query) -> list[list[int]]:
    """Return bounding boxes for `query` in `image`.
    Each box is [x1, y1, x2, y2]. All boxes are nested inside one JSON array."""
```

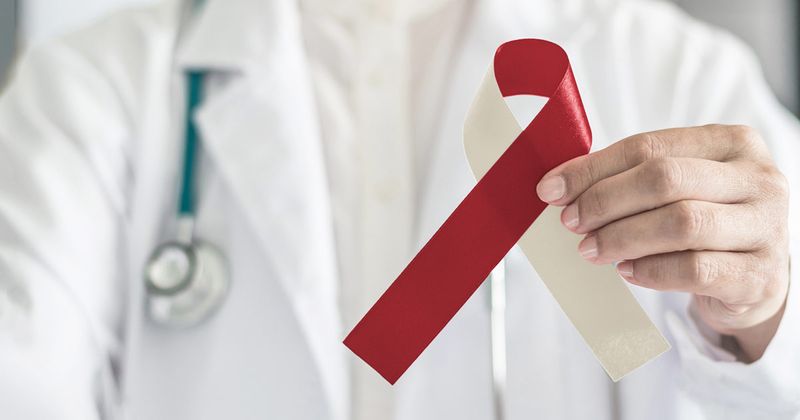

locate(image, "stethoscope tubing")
[[144, 65, 229, 327]]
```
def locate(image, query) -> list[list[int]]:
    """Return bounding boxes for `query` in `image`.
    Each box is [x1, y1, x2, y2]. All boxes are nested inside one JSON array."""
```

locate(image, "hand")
[[536, 125, 790, 362]]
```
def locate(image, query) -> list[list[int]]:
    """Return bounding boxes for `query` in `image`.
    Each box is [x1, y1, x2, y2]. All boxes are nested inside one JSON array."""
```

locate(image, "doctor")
[[0, 0, 799, 419]]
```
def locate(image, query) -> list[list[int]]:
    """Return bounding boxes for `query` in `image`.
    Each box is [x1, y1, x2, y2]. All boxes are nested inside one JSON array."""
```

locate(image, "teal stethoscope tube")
[[180, 70, 205, 216]]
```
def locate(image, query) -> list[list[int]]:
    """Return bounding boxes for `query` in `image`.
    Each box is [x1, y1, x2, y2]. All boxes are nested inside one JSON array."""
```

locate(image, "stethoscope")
[[143, 70, 230, 327], [141, 73, 509, 414], [140, 2, 510, 413]]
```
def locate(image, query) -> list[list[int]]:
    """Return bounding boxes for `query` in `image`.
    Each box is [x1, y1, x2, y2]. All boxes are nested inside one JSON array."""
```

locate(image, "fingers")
[[563, 158, 761, 234], [578, 200, 768, 265], [536, 125, 770, 205], [616, 250, 785, 306]]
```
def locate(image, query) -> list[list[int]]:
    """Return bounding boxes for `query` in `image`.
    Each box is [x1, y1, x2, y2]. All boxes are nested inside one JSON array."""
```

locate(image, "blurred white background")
[[0, 0, 798, 113], [671, 0, 798, 114]]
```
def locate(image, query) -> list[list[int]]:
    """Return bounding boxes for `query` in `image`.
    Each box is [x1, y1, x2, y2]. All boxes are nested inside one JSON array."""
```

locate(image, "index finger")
[[535, 124, 769, 206]]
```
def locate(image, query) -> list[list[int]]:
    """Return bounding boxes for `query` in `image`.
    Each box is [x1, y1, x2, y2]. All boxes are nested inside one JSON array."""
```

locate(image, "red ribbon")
[[344, 39, 592, 384]]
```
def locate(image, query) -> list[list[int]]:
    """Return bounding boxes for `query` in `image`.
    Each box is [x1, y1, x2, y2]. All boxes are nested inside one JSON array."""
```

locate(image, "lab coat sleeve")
[[0, 39, 129, 419], [654, 12, 800, 419]]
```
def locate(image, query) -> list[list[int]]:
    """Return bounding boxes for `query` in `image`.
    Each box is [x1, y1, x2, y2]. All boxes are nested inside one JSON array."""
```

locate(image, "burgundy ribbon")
[[344, 39, 592, 384]]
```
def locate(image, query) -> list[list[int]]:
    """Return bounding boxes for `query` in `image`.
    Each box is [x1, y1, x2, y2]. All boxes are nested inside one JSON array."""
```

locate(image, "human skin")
[[536, 124, 790, 362]]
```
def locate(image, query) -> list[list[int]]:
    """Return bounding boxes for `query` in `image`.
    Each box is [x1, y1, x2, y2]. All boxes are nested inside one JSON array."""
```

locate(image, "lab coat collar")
[[175, 1, 348, 419], [299, 0, 459, 23], [176, 0, 296, 72]]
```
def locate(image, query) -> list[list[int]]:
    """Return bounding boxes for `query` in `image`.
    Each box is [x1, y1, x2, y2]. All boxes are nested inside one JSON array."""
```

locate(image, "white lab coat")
[[1, 0, 799, 419]]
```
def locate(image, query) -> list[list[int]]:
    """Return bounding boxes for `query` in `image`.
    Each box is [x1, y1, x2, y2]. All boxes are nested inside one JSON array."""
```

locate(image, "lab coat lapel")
[[176, 0, 347, 419]]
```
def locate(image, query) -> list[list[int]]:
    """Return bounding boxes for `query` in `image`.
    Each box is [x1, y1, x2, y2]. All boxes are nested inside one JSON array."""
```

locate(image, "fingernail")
[[537, 175, 566, 202], [562, 204, 579, 229], [578, 235, 598, 259], [616, 260, 634, 279]]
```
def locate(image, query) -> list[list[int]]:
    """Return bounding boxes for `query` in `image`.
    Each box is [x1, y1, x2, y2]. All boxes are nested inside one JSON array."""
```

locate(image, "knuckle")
[[579, 188, 607, 220], [760, 164, 790, 198], [687, 253, 716, 290], [642, 158, 683, 198], [623, 134, 658, 166], [670, 201, 706, 245], [729, 124, 761, 145], [753, 253, 788, 302], [582, 157, 604, 189], [729, 124, 768, 156], [772, 170, 790, 197], [760, 271, 786, 302]]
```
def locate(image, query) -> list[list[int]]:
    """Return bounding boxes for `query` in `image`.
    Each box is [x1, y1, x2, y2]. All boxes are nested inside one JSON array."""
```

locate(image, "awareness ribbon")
[[344, 39, 669, 384]]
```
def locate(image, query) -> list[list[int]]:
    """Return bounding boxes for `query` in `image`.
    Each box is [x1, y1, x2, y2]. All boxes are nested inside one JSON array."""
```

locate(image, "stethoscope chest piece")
[[145, 240, 229, 327]]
